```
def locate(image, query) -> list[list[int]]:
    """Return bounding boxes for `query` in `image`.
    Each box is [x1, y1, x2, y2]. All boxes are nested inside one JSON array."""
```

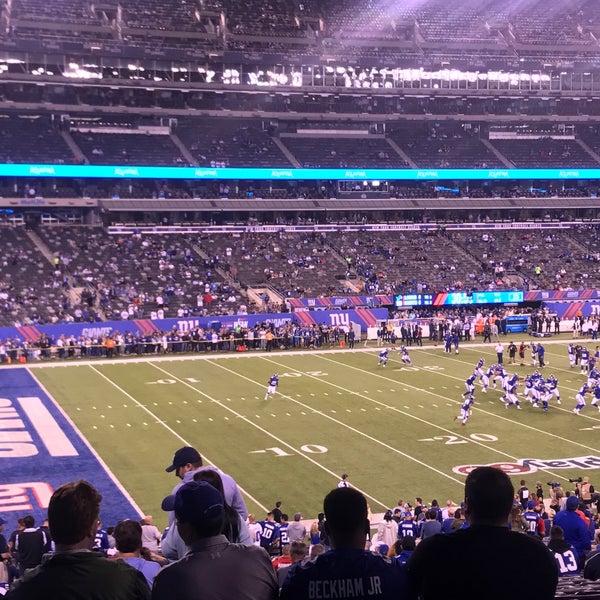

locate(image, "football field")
[[23, 337, 600, 527]]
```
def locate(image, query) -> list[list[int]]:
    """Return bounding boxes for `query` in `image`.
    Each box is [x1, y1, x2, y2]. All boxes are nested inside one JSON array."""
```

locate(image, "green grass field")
[[28, 337, 600, 528]]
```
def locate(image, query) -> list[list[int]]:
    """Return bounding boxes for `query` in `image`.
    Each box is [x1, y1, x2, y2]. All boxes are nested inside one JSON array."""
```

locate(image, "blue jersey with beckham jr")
[[280, 548, 410, 600]]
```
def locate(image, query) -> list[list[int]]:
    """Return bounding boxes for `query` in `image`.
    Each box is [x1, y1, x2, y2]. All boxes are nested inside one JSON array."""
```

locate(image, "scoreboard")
[[395, 290, 524, 307]]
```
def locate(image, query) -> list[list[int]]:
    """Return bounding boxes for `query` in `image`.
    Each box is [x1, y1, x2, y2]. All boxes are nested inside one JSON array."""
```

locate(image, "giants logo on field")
[[453, 455, 600, 476]]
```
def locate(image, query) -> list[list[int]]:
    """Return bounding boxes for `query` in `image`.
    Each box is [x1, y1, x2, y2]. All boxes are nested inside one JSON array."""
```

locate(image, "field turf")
[[28, 336, 600, 528]]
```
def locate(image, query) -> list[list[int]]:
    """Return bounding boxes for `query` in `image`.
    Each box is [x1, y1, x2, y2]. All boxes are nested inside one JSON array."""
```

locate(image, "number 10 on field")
[[250, 445, 328, 456]]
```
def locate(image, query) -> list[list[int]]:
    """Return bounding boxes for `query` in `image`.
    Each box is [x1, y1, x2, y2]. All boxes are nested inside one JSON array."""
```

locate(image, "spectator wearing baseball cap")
[[152, 481, 277, 600], [161, 446, 248, 562]]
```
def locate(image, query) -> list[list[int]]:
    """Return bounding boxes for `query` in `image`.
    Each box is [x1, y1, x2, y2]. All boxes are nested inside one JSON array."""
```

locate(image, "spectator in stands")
[[277, 541, 307, 587], [13, 515, 49, 574], [140, 516, 161, 553], [152, 481, 278, 600], [287, 513, 306, 544], [112, 519, 161, 589], [280, 487, 411, 600], [192, 469, 252, 546], [547, 525, 580, 577], [6, 480, 150, 600], [584, 546, 600, 580], [407, 466, 558, 599]]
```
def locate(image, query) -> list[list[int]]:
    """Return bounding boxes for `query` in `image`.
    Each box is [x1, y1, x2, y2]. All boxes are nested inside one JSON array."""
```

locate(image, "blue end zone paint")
[[0, 367, 141, 530]]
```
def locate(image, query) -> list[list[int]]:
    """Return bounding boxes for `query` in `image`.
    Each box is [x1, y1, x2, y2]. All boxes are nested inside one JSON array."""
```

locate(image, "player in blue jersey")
[[378, 347, 390, 367], [573, 383, 590, 415], [587, 367, 599, 388], [522, 374, 534, 402], [475, 358, 485, 381], [463, 373, 477, 398], [568, 343, 576, 368], [592, 385, 600, 412], [400, 346, 412, 365], [504, 378, 521, 410], [264, 373, 279, 400], [532, 377, 547, 409], [546, 375, 561, 405], [454, 395, 474, 426]]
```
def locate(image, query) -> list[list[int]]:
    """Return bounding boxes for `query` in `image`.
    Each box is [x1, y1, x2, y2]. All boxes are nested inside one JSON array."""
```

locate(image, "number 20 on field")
[[419, 434, 498, 444]]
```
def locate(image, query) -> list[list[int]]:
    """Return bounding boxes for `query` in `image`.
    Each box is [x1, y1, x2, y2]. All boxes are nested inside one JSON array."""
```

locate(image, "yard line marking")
[[205, 361, 465, 488], [87, 365, 268, 513], [147, 362, 390, 510]]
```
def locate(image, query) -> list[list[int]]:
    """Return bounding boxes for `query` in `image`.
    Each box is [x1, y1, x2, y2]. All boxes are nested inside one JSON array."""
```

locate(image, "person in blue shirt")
[[281, 487, 411, 600], [537, 343, 546, 368], [378, 348, 390, 367], [264, 373, 279, 400]]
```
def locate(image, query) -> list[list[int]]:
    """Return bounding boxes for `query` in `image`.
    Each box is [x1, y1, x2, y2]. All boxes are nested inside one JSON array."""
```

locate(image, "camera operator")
[[577, 477, 595, 509]]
